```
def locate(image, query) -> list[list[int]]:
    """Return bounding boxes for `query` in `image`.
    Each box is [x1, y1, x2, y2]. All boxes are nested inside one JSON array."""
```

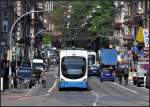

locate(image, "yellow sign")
[[136, 27, 144, 43]]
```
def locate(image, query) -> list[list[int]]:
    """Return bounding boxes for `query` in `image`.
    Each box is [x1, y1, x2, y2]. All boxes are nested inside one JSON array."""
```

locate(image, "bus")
[[59, 49, 88, 90], [88, 51, 96, 66]]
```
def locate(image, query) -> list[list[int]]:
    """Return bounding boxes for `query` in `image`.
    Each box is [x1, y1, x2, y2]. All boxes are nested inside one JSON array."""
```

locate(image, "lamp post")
[[8, 10, 52, 91], [31, 29, 50, 68]]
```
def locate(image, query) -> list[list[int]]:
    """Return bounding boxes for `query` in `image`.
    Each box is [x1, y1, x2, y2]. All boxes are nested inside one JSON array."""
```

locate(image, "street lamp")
[[30, 29, 50, 67]]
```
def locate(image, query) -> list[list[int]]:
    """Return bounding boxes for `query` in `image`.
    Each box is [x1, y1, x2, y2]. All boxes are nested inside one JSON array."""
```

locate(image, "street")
[[1, 65, 149, 106]]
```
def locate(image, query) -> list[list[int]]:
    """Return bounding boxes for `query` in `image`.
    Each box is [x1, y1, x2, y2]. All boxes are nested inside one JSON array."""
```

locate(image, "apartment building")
[[0, 0, 14, 60]]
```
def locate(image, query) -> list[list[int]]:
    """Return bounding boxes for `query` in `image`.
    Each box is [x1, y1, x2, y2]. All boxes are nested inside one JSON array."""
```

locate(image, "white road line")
[[25, 84, 41, 96], [48, 79, 58, 94], [54, 74, 58, 79], [91, 90, 99, 106], [112, 82, 138, 94]]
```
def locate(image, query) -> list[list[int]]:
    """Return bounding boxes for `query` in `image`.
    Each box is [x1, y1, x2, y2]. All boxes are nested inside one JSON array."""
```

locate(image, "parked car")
[[88, 65, 100, 76], [100, 66, 115, 82], [145, 70, 149, 89], [17, 67, 35, 88]]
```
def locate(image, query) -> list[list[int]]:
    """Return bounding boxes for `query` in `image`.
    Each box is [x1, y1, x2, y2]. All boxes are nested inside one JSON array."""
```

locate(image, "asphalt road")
[[1, 65, 149, 106]]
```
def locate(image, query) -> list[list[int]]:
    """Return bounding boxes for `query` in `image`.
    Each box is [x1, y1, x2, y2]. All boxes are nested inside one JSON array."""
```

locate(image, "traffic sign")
[[121, 54, 125, 59], [131, 46, 138, 52], [139, 50, 144, 57]]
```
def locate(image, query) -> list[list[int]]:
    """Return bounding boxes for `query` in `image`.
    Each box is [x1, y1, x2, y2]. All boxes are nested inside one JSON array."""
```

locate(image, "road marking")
[[48, 79, 58, 94], [54, 74, 58, 79], [91, 90, 99, 106], [25, 84, 41, 96], [112, 82, 138, 94]]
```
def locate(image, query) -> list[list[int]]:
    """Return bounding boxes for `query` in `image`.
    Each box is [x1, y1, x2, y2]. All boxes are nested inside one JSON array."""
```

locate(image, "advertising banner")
[[136, 27, 144, 43]]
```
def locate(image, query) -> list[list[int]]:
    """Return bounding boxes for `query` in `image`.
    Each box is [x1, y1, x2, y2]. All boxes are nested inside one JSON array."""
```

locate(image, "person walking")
[[2, 60, 9, 90], [116, 62, 124, 85], [117, 66, 124, 85], [123, 66, 129, 86]]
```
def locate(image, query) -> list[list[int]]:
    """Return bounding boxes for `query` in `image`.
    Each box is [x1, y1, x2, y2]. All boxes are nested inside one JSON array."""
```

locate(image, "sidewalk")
[[1, 88, 30, 100]]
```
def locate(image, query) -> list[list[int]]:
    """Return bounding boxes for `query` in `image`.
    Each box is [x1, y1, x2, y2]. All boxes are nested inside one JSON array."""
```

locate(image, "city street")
[[0, 0, 149, 106], [1, 65, 149, 106]]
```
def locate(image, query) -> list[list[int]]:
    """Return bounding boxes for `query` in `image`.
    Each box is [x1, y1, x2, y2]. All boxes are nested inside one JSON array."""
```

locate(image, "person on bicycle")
[[116, 62, 124, 85], [40, 70, 48, 87], [122, 65, 129, 86]]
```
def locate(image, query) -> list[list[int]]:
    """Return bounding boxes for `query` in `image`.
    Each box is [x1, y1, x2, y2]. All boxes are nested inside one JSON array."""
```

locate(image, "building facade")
[[113, 0, 149, 50], [0, 0, 15, 61], [0, 0, 50, 65]]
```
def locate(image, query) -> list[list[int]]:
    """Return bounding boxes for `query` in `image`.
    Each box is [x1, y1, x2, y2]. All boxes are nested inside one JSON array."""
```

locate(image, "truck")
[[99, 49, 118, 82]]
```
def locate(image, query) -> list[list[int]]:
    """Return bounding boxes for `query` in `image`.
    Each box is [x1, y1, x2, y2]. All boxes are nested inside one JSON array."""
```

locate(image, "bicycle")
[[17, 76, 29, 89], [41, 78, 46, 88]]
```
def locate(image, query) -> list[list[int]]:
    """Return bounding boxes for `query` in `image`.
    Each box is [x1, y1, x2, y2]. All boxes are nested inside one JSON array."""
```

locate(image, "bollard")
[[143, 76, 146, 87], [0, 77, 4, 91]]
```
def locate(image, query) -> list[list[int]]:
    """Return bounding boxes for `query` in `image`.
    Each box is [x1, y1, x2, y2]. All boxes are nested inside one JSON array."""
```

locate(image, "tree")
[[42, 33, 53, 45], [49, 1, 114, 48]]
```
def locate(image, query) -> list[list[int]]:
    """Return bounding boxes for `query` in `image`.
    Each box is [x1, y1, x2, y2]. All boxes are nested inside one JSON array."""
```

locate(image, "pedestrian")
[[123, 66, 129, 86], [2, 61, 9, 90], [12, 62, 17, 88], [116, 62, 124, 85]]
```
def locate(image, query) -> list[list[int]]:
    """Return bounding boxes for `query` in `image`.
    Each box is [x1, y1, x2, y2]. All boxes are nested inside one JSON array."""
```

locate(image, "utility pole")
[[30, 7, 35, 68]]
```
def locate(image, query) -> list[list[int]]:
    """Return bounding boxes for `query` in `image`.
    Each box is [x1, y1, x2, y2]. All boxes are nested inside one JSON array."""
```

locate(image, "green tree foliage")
[[51, 1, 66, 31], [42, 33, 53, 45], [68, 1, 113, 35], [50, 1, 114, 48]]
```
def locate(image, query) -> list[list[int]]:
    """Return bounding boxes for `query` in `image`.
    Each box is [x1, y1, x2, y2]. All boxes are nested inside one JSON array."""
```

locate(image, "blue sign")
[[131, 46, 138, 52], [139, 50, 144, 57], [121, 54, 125, 58]]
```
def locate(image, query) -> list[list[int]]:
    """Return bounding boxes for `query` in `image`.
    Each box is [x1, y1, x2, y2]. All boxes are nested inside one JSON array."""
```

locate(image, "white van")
[[32, 59, 44, 73]]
